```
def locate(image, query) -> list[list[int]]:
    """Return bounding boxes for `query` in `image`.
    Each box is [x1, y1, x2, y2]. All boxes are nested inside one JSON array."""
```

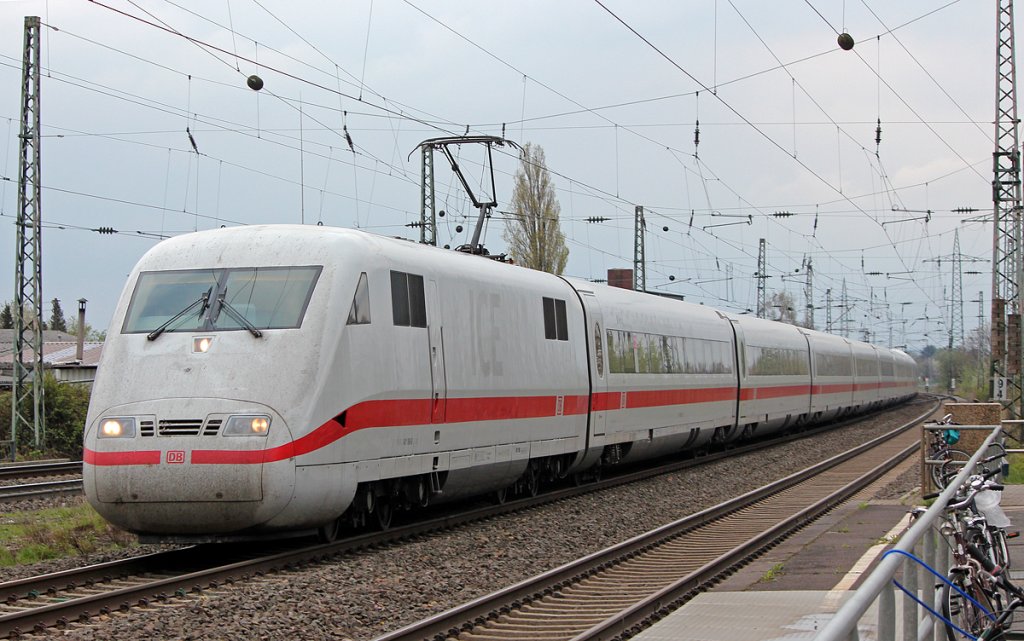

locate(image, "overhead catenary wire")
[[0, 1, 988, 339]]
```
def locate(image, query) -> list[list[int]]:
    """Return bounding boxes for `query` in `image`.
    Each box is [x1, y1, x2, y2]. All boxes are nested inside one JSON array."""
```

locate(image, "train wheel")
[[493, 486, 508, 505], [412, 477, 429, 508], [316, 517, 341, 543], [376, 500, 394, 530], [525, 465, 540, 497]]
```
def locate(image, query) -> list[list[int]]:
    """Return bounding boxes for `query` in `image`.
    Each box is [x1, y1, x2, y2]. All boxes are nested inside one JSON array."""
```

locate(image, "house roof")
[[0, 329, 79, 345], [0, 341, 104, 368]]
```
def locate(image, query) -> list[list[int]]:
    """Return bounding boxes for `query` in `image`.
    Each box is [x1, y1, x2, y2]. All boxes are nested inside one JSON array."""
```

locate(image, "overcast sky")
[[0, 0, 1003, 350]]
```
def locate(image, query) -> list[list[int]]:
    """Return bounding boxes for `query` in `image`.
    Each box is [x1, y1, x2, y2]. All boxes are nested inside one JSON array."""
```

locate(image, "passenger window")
[[391, 271, 410, 326], [391, 270, 427, 328], [346, 272, 371, 325], [408, 274, 426, 327], [555, 299, 568, 340], [543, 297, 568, 341], [543, 298, 557, 339]]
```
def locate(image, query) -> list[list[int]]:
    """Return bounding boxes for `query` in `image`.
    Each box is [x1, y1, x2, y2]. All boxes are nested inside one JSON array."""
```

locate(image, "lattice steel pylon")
[[825, 288, 833, 333], [991, 0, 1024, 415], [633, 205, 646, 292], [755, 238, 767, 318], [10, 16, 44, 460], [418, 145, 436, 246], [841, 279, 850, 338], [953, 229, 965, 347], [803, 257, 814, 330], [924, 229, 985, 350]]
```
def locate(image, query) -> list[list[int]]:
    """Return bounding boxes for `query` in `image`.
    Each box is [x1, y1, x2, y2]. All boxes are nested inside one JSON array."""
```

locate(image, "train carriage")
[[728, 314, 812, 438], [802, 329, 855, 422], [569, 281, 738, 466], [850, 341, 883, 411]]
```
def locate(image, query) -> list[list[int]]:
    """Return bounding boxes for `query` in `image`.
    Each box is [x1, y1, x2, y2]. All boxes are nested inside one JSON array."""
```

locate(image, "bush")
[[0, 374, 90, 460]]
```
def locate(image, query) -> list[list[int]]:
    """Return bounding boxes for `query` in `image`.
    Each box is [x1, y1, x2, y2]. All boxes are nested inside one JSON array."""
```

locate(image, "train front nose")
[[83, 400, 295, 535]]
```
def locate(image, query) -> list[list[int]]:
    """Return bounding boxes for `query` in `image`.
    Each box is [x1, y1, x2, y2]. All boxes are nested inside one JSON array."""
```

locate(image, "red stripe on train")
[[191, 394, 591, 465], [83, 449, 161, 466], [88, 382, 916, 466]]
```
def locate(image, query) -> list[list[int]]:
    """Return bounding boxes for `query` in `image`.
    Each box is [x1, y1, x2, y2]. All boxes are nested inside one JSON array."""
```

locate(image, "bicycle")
[[954, 543, 1024, 640], [926, 413, 973, 490], [941, 474, 1007, 640], [927, 465, 1018, 640]]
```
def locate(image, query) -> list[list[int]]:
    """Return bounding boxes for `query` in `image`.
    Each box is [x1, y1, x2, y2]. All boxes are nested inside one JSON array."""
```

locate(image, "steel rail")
[[0, 461, 81, 480], [370, 404, 933, 641], [0, 480, 83, 503]]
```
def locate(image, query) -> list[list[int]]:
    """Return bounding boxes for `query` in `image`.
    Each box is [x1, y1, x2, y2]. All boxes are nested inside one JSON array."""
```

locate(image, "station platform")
[[632, 458, 1024, 641]]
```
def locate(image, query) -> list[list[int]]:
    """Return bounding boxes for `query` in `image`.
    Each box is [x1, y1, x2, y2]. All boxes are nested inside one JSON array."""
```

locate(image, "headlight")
[[193, 336, 214, 353], [98, 417, 136, 438], [223, 415, 271, 437]]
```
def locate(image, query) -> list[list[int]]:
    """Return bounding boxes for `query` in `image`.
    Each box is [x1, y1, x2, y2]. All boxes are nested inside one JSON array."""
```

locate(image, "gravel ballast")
[[17, 400, 934, 640]]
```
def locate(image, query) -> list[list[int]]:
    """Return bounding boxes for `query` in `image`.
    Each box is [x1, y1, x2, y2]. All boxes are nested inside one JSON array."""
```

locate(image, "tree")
[[0, 374, 91, 459], [49, 298, 68, 332], [767, 291, 799, 325], [502, 143, 569, 274], [0, 303, 12, 329], [68, 320, 106, 342]]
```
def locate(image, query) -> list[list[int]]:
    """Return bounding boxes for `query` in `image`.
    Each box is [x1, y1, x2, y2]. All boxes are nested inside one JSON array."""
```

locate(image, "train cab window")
[[542, 297, 568, 341], [391, 271, 426, 328], [122, 266, 321, 334], [346, 272, 371, 325]]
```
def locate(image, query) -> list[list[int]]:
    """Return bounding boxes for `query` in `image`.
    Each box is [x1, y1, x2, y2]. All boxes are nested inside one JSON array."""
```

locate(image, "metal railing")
[[814, 423, 1006, 641]]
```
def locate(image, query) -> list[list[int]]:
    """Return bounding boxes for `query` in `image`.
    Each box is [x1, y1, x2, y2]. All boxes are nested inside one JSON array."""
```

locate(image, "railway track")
[[0, 461, 85, 504], [372, 413, 926, 641], [0, 400, 937, 638], [0, 461, 82, 481], [0, 480, 83, 503]]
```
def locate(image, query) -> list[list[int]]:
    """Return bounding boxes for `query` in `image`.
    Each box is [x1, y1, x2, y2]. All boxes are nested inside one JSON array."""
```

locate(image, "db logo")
[[166, 450, 186, 464]]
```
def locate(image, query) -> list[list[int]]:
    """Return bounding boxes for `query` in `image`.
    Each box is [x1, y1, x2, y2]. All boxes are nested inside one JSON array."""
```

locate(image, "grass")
[[759, 562, 785, 583], [876, 533, 901, 545], [1004, 453, 1024, 484], [0, 500, 137, 567]]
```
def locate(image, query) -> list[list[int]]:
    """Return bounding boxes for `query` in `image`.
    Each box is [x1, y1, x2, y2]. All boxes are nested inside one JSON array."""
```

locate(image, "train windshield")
[[122, 266, 322, 334]]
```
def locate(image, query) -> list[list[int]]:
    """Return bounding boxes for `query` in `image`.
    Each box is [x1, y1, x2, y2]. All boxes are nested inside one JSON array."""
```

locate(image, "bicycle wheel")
[[933, 449, 972, 489], [942, 574, 999, 641]]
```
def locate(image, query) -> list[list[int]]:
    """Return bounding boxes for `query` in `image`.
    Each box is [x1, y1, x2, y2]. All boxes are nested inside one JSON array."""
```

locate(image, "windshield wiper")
[[146, 289, 211, 341], [213, 291, 263, 338]]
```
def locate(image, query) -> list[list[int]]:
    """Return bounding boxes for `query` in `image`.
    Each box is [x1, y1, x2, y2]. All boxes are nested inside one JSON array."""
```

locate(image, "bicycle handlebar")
[[946, 478, 1005, 511]]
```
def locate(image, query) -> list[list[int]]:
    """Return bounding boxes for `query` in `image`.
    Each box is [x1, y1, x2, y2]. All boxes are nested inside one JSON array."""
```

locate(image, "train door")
[[727, 318, 746, 426], [579, 292, 607, 437], [427, 279, 447, 423]]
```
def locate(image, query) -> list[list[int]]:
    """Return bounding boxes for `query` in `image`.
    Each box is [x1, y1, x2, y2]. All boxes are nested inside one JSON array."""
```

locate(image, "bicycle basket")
[[942, 429, 960, 445]]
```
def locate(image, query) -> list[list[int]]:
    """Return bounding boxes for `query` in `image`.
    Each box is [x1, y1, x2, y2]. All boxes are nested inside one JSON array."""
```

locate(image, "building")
[[0, 329, 104, 389]]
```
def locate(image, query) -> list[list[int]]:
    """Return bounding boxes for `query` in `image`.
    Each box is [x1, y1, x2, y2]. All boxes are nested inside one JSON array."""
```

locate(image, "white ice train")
[[83, 225, 918, 541]]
